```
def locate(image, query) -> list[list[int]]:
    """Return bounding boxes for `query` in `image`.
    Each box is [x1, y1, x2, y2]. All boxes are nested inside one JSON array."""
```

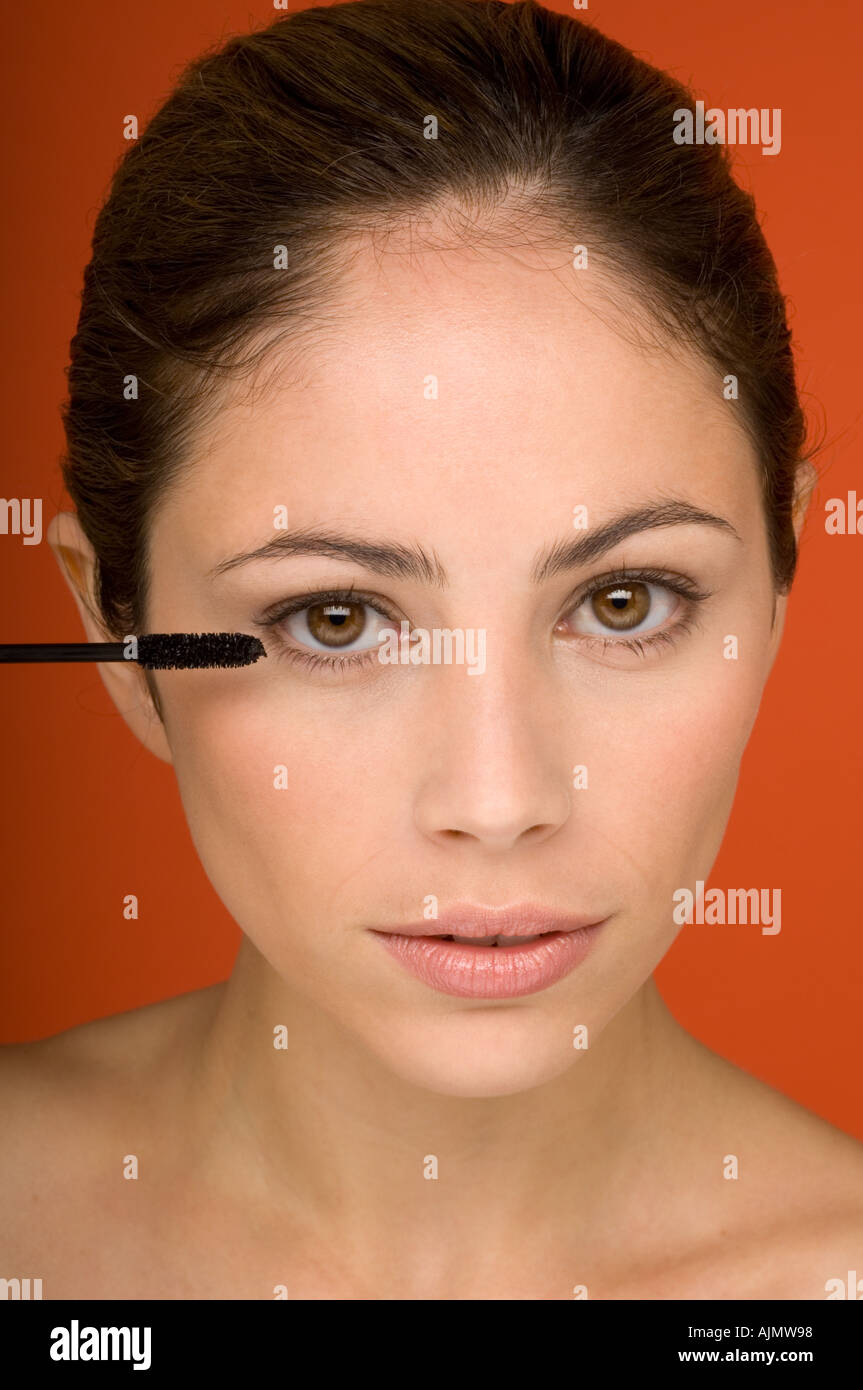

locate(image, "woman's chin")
[[361, 1014, 594, 1099]]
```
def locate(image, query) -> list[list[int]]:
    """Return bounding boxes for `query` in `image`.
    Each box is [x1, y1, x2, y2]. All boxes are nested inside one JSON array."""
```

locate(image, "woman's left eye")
[[564, 579, 680, 639]]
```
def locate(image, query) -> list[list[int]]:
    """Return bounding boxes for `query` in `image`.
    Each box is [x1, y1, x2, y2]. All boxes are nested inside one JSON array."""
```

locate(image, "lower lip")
[[372, 925, 606, 999]]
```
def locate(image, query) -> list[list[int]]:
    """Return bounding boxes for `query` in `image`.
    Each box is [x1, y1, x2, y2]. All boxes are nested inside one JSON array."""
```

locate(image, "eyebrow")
[[209, 498, 741, 586], [531, 499, 741, 583]]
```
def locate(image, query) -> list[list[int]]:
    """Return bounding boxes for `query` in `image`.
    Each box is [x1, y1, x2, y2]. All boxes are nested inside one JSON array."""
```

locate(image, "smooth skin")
[[2, 224, 861, 1299]]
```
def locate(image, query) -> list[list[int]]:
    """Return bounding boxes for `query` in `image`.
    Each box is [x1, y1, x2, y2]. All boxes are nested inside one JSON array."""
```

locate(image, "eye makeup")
[[252, 566, 714, 675], [554, 565, 712, 663], [255, 584, 403, 674]]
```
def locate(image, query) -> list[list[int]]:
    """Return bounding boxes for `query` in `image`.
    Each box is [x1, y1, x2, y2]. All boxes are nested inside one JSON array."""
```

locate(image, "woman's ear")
[[791, 459, 818, 541], [46, 510, 174, 766], [766, 460, 818, 666]]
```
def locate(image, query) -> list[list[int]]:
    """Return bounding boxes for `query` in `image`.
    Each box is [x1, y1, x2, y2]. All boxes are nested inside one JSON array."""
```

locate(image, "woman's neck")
[[175, 939, 710, 1296]]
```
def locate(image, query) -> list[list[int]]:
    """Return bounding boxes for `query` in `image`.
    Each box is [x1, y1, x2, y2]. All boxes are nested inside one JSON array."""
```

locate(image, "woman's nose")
[[411, 656, 573, 852]]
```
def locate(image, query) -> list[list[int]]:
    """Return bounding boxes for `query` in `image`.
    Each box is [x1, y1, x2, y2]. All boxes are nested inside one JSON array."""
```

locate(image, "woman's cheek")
[[164, 692, 387, 930], [579, 656, 767, 925]]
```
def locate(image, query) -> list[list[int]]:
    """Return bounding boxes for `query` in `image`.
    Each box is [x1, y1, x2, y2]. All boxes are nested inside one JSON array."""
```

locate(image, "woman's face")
[[136, 236, 787, 1097]]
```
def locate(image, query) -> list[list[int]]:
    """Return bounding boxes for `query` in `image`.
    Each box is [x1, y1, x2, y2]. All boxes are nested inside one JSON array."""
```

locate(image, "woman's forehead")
[[159, 248, 754, 526]]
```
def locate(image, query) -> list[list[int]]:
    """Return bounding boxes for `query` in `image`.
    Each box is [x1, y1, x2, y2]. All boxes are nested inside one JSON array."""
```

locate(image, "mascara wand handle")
[[0, 643, 128, 663]]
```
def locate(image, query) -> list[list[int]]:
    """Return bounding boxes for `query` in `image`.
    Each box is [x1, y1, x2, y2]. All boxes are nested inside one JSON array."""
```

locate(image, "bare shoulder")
[[0, 986, 224, 1217], [0, 985, 228, 1296], [668, 1034, 863, 1298], [694, 1036, 863, 1194], [0, 983, 223, 1098]]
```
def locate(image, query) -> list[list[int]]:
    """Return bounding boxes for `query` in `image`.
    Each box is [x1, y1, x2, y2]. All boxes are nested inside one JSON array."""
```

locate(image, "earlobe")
[[46, 511, 175, 766]]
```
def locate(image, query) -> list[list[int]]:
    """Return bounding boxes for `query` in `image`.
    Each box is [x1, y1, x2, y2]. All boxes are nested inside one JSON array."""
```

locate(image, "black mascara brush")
[[0, 633, 267, 669]]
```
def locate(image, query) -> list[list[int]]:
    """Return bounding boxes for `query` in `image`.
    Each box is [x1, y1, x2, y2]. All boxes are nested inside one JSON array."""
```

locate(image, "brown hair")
[[61, 0, 811, 644]]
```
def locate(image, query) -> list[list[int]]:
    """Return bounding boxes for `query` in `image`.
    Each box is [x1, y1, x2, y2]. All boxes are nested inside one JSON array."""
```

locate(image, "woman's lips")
[[370, 913, 608, 999]]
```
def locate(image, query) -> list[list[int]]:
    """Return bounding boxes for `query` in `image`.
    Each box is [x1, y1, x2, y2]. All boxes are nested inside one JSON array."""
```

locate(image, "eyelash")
[[255, 569, 712, 674], [559, 566, 709, 661], [257, 584, 392, 674]]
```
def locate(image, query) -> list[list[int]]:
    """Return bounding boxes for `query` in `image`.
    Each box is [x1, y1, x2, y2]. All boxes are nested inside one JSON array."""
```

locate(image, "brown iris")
[[590, 581, 650, 631], [305, 602, 367, 647]]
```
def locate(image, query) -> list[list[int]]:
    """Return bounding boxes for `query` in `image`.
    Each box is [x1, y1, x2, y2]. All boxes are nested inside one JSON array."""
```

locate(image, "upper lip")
[[374, 903, 608, 938]]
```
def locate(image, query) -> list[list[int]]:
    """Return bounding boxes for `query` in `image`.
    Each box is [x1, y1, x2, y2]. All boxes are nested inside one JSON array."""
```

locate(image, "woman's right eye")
[[275, 596, 401, 657]]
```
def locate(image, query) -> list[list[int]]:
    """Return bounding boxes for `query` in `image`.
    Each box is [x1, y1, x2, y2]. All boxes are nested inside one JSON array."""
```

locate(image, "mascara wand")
[[0, 633, 267, 670]]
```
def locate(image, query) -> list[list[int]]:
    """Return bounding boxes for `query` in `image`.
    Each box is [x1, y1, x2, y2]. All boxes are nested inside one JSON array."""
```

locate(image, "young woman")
[[2, 0, 860, 1300]]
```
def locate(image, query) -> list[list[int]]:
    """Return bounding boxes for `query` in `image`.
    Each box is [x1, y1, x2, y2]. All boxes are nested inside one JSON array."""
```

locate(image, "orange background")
[[1, 1, 861, 1135]]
